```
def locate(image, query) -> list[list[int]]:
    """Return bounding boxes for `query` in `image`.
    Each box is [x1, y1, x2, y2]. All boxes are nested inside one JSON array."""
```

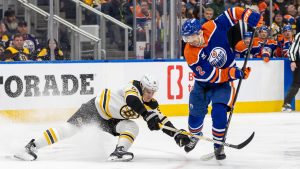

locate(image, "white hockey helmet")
[[140, 74, 159, 92]]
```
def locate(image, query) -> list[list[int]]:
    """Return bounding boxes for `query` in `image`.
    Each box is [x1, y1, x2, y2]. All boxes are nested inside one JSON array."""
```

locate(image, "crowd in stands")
[[1, 0, 300, 61], [82, 0, 300, 60], [179, 0, 300, 61], [0, 8, 64, 61]]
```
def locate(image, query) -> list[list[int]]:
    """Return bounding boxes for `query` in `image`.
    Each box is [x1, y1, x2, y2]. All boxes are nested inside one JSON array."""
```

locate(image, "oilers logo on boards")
[[208, 47, 227, 68]]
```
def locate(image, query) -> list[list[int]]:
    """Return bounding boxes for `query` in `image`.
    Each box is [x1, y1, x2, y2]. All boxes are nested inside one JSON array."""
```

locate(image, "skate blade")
[[13, 153, 36, 161], [107, 155, 133, 162]]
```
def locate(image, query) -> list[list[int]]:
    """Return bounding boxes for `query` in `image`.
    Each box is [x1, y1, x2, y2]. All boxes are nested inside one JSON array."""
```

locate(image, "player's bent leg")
[[108, 120, 139, 162], [14, 124, 79, 161], [211, 103, 228, 160]]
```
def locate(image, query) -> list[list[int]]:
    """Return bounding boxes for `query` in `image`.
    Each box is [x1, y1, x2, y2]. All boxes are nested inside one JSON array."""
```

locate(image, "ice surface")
[[0, 113, 300, 169]]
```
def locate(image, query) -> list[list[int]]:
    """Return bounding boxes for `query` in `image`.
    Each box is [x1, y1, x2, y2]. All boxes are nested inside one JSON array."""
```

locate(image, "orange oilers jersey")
[[276, 37, 294, 58], [184, 7, 253, 83], [234, 39, 260, 58], [256, 38, 278, 58]]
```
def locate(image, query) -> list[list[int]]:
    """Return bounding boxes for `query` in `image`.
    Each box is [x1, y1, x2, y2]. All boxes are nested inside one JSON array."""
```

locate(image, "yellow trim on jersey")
[[43, 131, 51, 145], [98, 90, 111, 119], [37, 48, 47, 57], [98, 89, 112, 119], [105, 89, 112, 117], [2, 35, 8, 41], [144, 105, 152, 111], [49, 128, 58, 143]]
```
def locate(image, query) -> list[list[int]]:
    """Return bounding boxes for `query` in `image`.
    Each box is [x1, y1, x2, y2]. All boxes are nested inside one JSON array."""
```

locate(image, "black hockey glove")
[[174, 129, 191, 147], [142, 111, 160, 131]]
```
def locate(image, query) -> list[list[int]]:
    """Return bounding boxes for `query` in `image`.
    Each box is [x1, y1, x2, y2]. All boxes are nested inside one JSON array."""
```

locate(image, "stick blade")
[[236, 132, 255, 149]]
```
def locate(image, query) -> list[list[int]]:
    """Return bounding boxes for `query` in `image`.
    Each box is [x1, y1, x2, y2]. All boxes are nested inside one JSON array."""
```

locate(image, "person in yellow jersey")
[[36, 39, 64, 61], [1, 33, 30, 61], [14, 74, 191, 162]]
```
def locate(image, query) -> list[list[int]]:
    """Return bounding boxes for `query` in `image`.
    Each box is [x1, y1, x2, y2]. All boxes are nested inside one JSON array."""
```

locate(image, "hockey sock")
[[115, 120, 139, 151], [188, 114, 204, 135], [211, 103, 228, 148], [34, 123, 79, 149]]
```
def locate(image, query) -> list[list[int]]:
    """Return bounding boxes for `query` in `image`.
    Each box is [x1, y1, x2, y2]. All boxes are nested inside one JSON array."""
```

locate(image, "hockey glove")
[[142, 110, 160, 131], [174, 129, 191, 147], [242, 8, 263, 28], [229, 67, 251, 80]]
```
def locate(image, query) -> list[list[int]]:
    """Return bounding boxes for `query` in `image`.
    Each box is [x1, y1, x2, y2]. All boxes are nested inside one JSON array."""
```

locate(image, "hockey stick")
[[160, 124, 255, 150], [214, 27, 258, 155]]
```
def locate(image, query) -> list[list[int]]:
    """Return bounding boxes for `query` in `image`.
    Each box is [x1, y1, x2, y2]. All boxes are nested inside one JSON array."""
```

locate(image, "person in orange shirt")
[[256, 26, 278, 62], [276, 24, 294, 58], [235, 31, 260, 58]]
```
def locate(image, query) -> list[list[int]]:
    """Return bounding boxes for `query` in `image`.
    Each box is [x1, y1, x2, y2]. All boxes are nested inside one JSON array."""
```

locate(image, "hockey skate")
[[107, 146, 134, 162], [14, 139, 38, 161], [282, 103, 292, 112], [214, 146, 226, 160], [184, 132, 202, 153]]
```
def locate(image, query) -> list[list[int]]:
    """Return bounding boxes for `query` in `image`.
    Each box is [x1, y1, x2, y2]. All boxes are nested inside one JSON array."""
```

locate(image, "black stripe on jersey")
[[160, 116, 167, 123], [289, 33, 300, 61], [103, 89, 108, 112], [121, 133, 135, 142], [46, 130, 55, 144], [132, 80, 143, 95]]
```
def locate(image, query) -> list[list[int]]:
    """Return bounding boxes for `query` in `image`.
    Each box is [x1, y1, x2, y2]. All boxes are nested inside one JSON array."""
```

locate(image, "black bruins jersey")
[[2, 46, 30, 61]]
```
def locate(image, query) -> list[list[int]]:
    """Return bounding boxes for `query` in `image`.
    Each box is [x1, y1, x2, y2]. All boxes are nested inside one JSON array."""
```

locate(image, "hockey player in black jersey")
[[14, 74, 191, 162]]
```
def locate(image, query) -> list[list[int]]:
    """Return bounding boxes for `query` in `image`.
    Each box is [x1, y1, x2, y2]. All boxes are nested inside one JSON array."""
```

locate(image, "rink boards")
[[0, 59, 297, 121]]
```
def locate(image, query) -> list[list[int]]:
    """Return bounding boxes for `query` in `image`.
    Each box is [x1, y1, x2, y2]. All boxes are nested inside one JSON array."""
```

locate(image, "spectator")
[[276, 24, 294, 58], [1, 33, 30, 61], [103, 0, 123, 47], [186, 0, 198, 12], [256, 26, 278, 62], [271, 12, 284, 40], [134, 1, 152, 41], [206, 0, 225, 19], [275, 0, 289, 14], [14, 20, 41, 58], [240, 0, 259, 13], [225, 0, 240, 10], [181, 1, 189, 21], [0, 22, 10, 51], [36, 39, 64, 61], [283, 14, 296, 34], [287, 4, 297, 17], [2, 8, 18, 36], [235, 31, 260, 58], [199, 7, 214, 25]]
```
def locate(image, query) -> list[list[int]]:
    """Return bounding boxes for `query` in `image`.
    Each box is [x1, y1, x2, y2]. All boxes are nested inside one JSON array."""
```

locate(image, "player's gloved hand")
[[229, 67, 251, 80], [174, 129, 191, 147], [242, 8, 263, 28], [142, 111, 160, 131]]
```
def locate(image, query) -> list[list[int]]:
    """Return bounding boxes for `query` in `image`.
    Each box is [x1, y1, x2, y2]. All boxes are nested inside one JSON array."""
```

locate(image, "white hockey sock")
[[34, 123, 79, 149], [115, 120, 139, 151]]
